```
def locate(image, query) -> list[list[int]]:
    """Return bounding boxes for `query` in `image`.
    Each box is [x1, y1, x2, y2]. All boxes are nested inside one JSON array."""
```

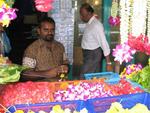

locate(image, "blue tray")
[[84, 72, 120, 84], [7, 100, 86, 113], [86, 92, 150, 113]]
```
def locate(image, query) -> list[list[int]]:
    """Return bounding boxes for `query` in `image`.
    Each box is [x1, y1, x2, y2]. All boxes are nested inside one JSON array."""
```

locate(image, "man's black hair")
[[80, 3, 94, 13], [39, 17, 55, 28]]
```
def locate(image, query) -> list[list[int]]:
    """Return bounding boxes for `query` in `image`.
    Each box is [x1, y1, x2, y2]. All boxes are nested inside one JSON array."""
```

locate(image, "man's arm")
[[20, 67, 58, 81], [20, 65, 68, 81]]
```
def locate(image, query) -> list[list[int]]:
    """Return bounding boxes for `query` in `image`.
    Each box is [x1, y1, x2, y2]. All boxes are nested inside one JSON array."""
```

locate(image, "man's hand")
[[47, 67, 59, 76], [106, 63, 113, 72], [57, 65, 69, 75]]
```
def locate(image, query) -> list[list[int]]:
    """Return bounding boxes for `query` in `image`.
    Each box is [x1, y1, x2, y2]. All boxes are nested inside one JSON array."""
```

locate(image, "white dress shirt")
[[81, 16, 110, 56]]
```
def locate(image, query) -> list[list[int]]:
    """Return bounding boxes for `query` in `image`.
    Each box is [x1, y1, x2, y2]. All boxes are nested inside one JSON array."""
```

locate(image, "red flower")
[[128, 34, 150, 54]]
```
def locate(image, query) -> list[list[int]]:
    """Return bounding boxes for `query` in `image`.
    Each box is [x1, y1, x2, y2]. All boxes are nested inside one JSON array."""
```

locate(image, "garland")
[[119, 0, 131, 44], [147, 0, 150, 43], [131, 0, 147, 36], [108, 0, 120, 26], [113, 0, 150, 64]]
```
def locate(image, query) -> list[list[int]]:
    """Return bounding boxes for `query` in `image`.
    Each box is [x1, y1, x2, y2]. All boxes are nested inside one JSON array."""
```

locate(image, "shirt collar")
[[88, 16, 95, 24]]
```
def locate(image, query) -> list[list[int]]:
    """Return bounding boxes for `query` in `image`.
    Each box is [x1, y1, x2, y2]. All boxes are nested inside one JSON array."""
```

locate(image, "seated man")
[[21, 17, 69, 81]]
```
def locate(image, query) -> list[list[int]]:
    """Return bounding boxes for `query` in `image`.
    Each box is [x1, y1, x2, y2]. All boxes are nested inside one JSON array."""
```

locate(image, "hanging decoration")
[[119, 0, 149, 45], [131, 0, 147, 37], [112, 43, 136, 64], [113, 0, 150, 64], [108, 0, 120, 26], [147, 0, 150, 43], [119, 0, 131, 44], [0, 0, 17, 27], [34, 0, 54, 12]]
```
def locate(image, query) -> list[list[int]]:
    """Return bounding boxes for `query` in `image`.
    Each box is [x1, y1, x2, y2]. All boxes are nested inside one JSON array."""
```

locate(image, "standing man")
[[21, 17, 69, 81], [80, 3, 112, 78]]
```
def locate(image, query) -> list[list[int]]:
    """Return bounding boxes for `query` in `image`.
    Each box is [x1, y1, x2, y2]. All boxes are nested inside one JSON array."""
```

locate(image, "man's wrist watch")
[[107, 62, 112, 65]]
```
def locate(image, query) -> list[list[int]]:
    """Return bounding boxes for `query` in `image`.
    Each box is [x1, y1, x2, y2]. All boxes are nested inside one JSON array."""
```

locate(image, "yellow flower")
[[27, 110, 35, 113], [0, 0, 9, 8], [14, 110, 24, 113], [52, 105, 64, 113], [0, 16, 10, 27]]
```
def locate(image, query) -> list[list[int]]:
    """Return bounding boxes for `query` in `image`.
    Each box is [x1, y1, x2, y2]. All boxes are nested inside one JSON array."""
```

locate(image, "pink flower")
[[112, 43, 136, 64], [108, 16, 120, 26], [34, 0, 54, 12]]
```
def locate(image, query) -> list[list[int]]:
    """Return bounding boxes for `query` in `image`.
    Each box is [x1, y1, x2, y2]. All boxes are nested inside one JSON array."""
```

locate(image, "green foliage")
[[0, 64, 27, 84], [4, 0, 15, 7], [131, 66, 150, 92]]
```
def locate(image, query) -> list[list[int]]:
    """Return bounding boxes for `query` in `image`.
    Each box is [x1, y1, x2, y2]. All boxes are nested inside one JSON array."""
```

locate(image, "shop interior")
[[6, 0, 149, 79], [0, 0, 150, 112]]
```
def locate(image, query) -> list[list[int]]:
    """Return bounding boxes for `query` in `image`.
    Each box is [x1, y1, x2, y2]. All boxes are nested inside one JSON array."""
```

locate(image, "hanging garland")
[[119, 0, 131, 44], [147, 0, 150, 43], [108, 0, 120, 26], [113, 0, 150, 64], [131, 0, 147, 37]]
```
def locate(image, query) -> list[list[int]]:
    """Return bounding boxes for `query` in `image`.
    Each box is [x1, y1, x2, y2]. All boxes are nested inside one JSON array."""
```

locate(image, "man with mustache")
[[21, 17, 69, 81]]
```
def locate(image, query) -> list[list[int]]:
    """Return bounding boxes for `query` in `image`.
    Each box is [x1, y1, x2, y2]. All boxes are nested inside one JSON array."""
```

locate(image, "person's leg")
[[80, 47, 102, 78], [95, 48, 103, 72]]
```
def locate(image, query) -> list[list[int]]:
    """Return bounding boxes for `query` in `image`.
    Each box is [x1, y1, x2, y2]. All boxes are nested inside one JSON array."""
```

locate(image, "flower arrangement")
[[112, 0, 150, 64], [0, 0, 17, 27], [49, 105, 88, 113], [128, 34, 150, 55], [112, 43, 136, 64], [131, 64, 150, 92], [13, 105, 88, 113], [53, 80, 143, 102], [106, 102, 150, 113], [120, 64, 143, 79]]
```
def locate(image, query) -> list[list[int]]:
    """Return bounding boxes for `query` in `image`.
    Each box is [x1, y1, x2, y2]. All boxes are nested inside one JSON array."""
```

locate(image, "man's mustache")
[[47, 34, 54, 37]]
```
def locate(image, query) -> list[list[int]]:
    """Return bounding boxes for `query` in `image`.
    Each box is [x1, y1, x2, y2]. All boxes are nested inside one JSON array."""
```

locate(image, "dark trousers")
[[80, 47, 102, 78]]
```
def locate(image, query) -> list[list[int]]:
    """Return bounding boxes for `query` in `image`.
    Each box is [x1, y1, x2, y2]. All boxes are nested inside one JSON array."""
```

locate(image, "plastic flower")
[[112, 42, 136, 64]]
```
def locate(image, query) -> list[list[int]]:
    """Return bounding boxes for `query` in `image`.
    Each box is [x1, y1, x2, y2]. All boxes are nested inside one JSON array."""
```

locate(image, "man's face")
[[80, 8, 90, 23], [38, 22, 55, 42]]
